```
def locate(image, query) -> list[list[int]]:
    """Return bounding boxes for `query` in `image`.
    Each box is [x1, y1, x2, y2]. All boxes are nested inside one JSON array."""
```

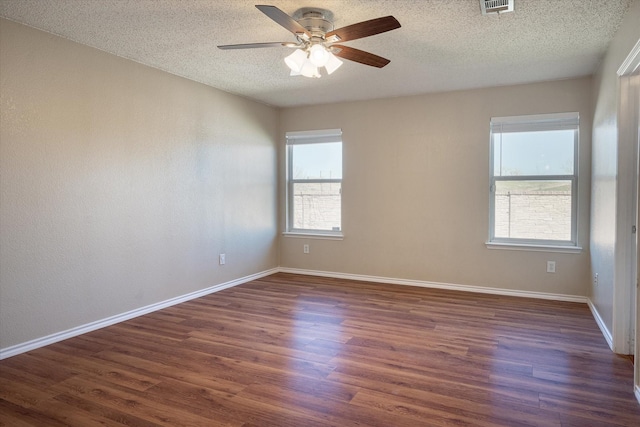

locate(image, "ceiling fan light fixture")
[[220, 6, 401, 78], [324, 52, 343, 75], [284, 49, 307, 72]]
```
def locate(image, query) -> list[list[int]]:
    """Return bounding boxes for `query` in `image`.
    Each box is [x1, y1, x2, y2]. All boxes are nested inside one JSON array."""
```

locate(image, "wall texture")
[[590, 0, 640, 336], [0, 19, 279, 350], [280, 78, 593, 297]]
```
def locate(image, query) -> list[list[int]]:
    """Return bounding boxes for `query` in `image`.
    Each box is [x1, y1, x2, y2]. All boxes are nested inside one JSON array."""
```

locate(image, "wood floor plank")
[[1, 272, 639, 426], [0, 398, 70, 427], [235, 381, 417, 427], [350, 388, 558, 427], [33, 395, 150, 427], [539, 391, 640, 426], [0, 379, 57, 410], [51, 376, 229, 427], [28, 347, 161, 392]]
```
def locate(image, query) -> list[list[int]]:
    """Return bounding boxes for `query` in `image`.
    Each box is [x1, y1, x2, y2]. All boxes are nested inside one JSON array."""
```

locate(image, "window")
[[286, 129, 342, 236], [489, 112, 579, 247]]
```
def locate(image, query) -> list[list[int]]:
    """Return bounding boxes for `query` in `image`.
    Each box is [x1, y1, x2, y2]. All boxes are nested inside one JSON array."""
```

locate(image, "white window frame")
[[285, 128, 343, 238], [488, 112, 580, 251]]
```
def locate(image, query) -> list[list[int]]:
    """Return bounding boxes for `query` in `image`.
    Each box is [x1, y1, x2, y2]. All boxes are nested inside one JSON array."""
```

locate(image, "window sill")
[[485, 242, 582, 254], [283, 232, 344, 241]]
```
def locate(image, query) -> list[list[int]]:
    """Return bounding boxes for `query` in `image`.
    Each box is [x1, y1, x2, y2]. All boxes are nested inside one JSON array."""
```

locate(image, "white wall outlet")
[[546, 261, 556, 273], [594, 272, 599, 286], [303, 244, 309, 254], [219, 253, 226, 265]]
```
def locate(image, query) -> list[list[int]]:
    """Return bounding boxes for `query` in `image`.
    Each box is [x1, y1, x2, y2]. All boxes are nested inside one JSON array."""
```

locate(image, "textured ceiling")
[[0, 0, 633, 107]]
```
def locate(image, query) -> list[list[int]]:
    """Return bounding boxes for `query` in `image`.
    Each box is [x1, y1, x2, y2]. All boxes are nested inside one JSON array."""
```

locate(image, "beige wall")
[[590, 0, 640, 335], [279, 78, 593, 296], [0, 19, 279, 350]]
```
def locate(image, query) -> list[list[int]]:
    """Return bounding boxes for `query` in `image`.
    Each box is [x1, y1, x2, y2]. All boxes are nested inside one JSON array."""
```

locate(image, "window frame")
[[488, 112, 580, 249], [285, 128, 343, 237]]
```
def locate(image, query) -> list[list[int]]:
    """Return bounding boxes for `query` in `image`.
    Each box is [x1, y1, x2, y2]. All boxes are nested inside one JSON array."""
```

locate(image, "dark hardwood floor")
[[1, 272, 639, 426]]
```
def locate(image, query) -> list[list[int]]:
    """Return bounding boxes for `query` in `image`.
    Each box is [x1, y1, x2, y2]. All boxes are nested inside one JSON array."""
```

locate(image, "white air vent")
[[480, 0, 514, 15]]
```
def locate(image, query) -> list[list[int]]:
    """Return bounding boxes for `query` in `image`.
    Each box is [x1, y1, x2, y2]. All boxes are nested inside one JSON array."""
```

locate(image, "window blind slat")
[[491, 112, 579, 133], [286, 129, 342, 145]]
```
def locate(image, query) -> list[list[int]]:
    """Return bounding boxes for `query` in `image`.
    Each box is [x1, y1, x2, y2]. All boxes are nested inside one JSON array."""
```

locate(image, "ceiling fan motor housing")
[[297, 10, 333, 41]]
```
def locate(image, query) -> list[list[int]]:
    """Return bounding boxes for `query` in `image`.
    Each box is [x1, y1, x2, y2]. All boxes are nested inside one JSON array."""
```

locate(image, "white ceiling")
[[0, 0, 632, 107]]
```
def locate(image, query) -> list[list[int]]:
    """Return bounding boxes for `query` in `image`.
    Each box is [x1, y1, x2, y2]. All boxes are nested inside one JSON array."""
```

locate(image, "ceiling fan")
[[217, 5, 401, 78]]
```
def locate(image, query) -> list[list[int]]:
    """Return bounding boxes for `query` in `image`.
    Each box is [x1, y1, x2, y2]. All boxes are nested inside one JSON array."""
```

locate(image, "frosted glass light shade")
[[324, 52, 343, 75], [285, 46, 340, 78], [284, 49, 307, 73], [300, 60, 320, 78]]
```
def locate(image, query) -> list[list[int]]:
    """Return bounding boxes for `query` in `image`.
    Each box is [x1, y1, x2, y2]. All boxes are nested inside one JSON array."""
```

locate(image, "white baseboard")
[[0, 267, 599, 360], [0, 268, 279, 360], [587, 298, 614, 351], [636, 385, 640, 405], [278, 267, 588, 303]]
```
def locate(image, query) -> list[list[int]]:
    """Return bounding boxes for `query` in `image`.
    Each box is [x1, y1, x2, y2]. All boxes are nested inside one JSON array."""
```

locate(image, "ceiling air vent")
[[480, 0, 514, 15]]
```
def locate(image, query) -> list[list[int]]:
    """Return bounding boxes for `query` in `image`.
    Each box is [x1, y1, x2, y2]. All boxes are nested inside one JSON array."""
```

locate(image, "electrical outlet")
[[219, 254, 226, 265], [546, 261, 556, 273], [303, 244, 309, 254], [594, 273, 599, 286]]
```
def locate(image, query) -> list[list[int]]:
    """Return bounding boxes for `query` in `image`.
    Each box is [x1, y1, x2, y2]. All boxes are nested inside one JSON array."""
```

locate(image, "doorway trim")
[[616, 37, 640, 403]]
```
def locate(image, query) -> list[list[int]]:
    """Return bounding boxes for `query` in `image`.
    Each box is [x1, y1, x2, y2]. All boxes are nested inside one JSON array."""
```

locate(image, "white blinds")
[[286, 128, 342, 145], [491, 112, 579, 133]]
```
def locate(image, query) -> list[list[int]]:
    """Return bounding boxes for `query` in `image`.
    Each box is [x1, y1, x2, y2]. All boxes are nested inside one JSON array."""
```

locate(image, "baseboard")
[[635, 385, 640, 405], [0, 267, 279, 360], [278, 267, 588, 303], [586, 298, 614, 351], [0, 267, 600, 360]]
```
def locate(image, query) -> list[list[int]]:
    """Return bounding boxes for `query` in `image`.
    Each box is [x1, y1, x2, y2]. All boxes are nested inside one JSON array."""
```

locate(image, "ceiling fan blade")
[[218, 42, 294, 50], [256, 5, 311, 38], [332, 45, 391, 68], [326, 16, 400, 42]]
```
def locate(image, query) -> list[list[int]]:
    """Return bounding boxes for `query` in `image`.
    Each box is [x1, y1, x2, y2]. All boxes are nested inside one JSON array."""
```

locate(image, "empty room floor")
[[1, 273, 639, 426]]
